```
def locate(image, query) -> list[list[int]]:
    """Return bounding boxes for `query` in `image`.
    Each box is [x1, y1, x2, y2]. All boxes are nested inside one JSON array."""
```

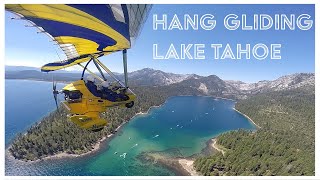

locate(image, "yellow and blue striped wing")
[[6, 4, 151, 72]]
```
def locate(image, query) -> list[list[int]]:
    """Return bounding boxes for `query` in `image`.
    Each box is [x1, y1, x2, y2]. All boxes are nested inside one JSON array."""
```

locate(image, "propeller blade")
[[54, 93, 59, 110], [52, 81, 59, 112], [53, 82, 57, 91]]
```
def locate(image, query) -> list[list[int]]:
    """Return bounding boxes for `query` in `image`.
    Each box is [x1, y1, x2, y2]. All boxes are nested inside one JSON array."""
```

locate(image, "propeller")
[[52, 81, 60, 111], [52, 48, 63, 112]]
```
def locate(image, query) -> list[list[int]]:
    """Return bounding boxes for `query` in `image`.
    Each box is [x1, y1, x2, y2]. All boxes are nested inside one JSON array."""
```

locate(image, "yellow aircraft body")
[[6, 4, 151, 131], [62, 80, 136, 131]]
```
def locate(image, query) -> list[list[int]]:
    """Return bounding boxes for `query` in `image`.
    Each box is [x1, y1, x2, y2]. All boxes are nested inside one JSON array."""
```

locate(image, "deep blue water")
[[5, 80, 63, 146], [5, 80, 256, 176]]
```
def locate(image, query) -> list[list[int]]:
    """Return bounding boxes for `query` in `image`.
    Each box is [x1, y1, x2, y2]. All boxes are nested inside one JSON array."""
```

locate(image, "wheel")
[[125, 101, 134, 108]]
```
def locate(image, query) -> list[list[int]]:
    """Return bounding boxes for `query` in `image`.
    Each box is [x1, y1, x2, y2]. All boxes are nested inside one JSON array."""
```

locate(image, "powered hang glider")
[[6, 4, 152, 132]]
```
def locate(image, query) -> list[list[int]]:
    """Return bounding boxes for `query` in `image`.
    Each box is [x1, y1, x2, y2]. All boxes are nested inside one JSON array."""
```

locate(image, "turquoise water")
[[5, 80, 256, 176]]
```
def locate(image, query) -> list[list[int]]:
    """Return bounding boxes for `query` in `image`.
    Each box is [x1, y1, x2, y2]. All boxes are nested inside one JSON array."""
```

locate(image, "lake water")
[[5, 80, 64, 146], [5, 80, 256, 176]]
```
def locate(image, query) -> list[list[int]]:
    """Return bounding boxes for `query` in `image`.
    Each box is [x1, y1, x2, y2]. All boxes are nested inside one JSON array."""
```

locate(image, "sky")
[[5, 4, 315, 83]]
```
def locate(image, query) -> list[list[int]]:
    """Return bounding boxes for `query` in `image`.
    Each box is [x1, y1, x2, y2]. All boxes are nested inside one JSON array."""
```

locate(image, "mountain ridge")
[[5, 66, 314, 99]]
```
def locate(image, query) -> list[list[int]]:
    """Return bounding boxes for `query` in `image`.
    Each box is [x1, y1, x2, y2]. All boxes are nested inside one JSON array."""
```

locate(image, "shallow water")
[[5, 80, 256, 176]]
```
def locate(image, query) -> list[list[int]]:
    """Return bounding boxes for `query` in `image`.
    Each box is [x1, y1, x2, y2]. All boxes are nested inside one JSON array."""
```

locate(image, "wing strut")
[[80, 58, 92, 80], [94, 58, 125, 87], [123, 49, 128, 88], [78, 63, 104, 82], [92, 58, 107, 81]]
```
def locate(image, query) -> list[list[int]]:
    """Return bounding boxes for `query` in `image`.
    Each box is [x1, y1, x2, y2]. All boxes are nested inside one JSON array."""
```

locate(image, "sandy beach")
[[178, 159, 199, 176], [140, 151, 198, 176], [177, 138, 226, 176]]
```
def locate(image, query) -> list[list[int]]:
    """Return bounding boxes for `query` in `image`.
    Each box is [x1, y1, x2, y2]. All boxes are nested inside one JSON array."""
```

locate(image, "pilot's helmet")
[[100, 81, 109, 87], [87, 75, 95, 82]]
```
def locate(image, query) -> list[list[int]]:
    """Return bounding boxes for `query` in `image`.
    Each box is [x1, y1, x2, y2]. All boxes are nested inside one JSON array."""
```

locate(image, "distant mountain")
[[5, 66, 40, 72], [5, 66, 314, 99], [176, 75, 228, 95], [225, 73, 315, 94], [128, 68, 202, 86], [5, 65, 82, 74], [128, 69, 314, 99], [5, 70, 81, 82]]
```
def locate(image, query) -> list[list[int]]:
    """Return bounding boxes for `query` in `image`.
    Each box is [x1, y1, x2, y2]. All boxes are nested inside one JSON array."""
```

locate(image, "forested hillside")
[[9, 85, 201, 161], [8, 72, 315, 175], [194, 87, 315, 176]]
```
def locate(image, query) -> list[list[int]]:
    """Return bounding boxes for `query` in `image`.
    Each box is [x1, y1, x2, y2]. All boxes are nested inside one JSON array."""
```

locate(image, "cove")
[[6, 95, 256, 176]]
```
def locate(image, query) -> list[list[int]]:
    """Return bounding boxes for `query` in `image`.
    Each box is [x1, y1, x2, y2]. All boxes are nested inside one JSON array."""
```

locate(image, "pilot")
[[109, 82, 121, 93], [100, 80, 117, 102], [100, 80, 111, 89], [86, 75, 101, 97]]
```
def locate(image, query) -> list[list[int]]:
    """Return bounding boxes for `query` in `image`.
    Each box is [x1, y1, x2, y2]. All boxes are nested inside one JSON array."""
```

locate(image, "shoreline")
[[8, 103, 164, 162], [233, 107, 261, 129], [177, 138, 225, 176], [6, 78, 70, 84], [131, 105, 161, 118], [175, 94, 236, 101], [177, 108, 259, 176], [7, 127, 118, 163], [38, 135, 110, 161], [8, 95, 246, 166], [210, 138, 225, 156], [177, 159, 199, 176], [138, 151, 199, 176]]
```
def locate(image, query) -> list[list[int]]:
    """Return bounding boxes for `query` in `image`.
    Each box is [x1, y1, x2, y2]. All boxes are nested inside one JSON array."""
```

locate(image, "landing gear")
[[125, 101, 134, 108]]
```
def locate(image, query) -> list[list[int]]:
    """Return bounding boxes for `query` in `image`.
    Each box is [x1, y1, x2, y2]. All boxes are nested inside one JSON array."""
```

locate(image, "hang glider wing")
[[6, 4, 152, 72]]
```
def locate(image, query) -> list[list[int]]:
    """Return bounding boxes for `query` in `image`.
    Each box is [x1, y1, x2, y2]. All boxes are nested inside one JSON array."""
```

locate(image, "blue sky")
[[5, 4, 314, 82]]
